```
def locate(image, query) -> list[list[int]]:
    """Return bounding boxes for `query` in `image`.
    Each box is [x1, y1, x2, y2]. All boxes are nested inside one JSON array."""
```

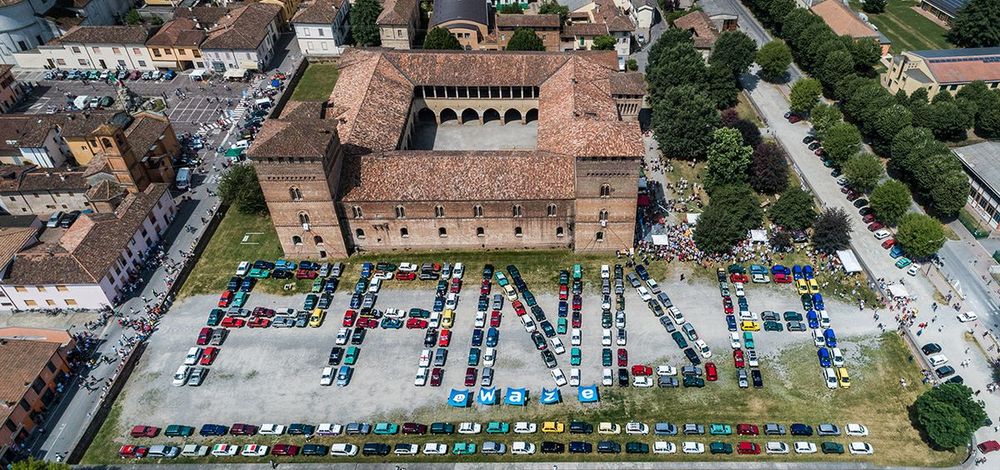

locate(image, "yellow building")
[[883, 47, 1000, 99], [251, 0, 303, 25], [145, 17, 207, 71]]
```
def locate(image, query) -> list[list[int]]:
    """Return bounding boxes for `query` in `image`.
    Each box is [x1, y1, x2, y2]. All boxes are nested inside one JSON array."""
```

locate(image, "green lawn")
[[80, 334, 960, 466], [850, 1, 950, 53], [289, 62, 339, 101]]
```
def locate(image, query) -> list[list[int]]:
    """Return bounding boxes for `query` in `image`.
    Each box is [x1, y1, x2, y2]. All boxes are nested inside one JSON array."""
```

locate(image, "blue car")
[[472, 329, 484, 347], [817, 348, 831, 367], [889, 244, 904, 259], [381, 318, 402, 329], [349, 292, 362, 309], [803, 265, 815, 280], [771, 264, 790, 275], [239, 278, 255, 292], [726, 315, 738, 332], [468, 347, 481, 366], [433, 297, 445, 312], [824, 328, 837, 348], [275, 259, 297, 271], [812, 294, 825, 311], [807, 310, 819, 329], [360, 262, 373, 278], [792, 265, 803, 280], [486, 327, 499, 347], [199, 424, 228, 436], [558, 301, 568, 318], [354, 279, 367, 294]]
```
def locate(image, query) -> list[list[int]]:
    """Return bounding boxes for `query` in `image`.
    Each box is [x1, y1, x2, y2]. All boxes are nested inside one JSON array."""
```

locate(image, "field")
[[850, 1, 950, 53], [288, 62, 339, 102]]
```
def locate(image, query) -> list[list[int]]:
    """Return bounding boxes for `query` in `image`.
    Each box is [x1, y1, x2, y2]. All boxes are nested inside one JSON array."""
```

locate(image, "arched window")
[[512, 204, 523, 217], [439, 227, 448, 238], [473, 205, 483, 218], [292, 235, 302, 245], [298, 212, 310, 224], [313, 235, 324, 246], [435, 205, 445, 218], [355, 228, 365, 239], [599, 209, 608, 222], [547, 203, 557, 216], [596, 231, 605, 241], [476, 227, 485, 237], [289, 186, 302, 201], [514, 226, 523, 237], [351, 206, 363, 218], [600, 184, 611, 197], [400, 227, 409, 238], [395, 205, 406, 219], [556, 227, 564, 237]]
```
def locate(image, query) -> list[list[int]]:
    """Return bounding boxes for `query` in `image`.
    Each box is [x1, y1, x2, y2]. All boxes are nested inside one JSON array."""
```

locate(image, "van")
[[147, 445, 180, 458], [175, 167, 191, 190]]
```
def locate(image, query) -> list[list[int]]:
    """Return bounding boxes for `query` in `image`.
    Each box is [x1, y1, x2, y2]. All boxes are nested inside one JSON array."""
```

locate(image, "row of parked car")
[[43, 68, 176, 82], [719, 266, 765, 389]]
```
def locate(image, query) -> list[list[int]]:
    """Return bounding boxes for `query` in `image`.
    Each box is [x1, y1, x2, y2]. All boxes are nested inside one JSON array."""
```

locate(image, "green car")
[[570, 347, 582, 366], [743, 332, 755, 349], [895, 257, 912, 269], [559, 270, 569, 285], [801, 294, 813, 310], [207, 309, 222, 326], [602, 348, 612, 367], [233, 291, 248, 307], [763, 321, 784, 332], [453, 442, 477, 455], [709, 423, 732, 435], [682, 376, 705, 388], [344, 346, 359, 365], [573, 264, 582, 280], [373, 422, 398, 435], [625, 442, 649, 454], [710, 441, 733, 454], [409, 308, 430, 318], [304, 294, 318, 310], [164, 424, 194, 437], [468, 348, 481, 366], [727, 264, 745, 274], [783, 311, 803, 322], [672, 331, 688, 349], [557, 317, 568, 334], [248, 267, 269, 278], [486, 421, 509, 434], [821, 442, 844, 454], [311, 279, 323, 293]]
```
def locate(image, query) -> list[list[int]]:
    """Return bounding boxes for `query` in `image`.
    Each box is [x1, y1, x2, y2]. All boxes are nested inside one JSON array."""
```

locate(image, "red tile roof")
[[673, 11, 719, 49], [810, 0, 879, 40], [918, 48, 1000, 85]]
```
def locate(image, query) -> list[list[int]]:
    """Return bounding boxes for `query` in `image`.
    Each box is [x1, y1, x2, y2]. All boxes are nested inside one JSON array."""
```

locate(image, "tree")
[[870, 104, 913, 155], [817, 50, 855, 92], [947, 0, 1000, 48], [896, 212, 946, 258], [218, 163, 267, 215], [506, 28, 545, 51], [350, 0, 383, 46], [593, 35, 617, 50], [975, 91, 1000, 138], [889, 126, 945, 176], [726, 118, 762, 149], [645, 34, 707, 103], [810, 103, 843, 139], [770, 186, 817, 230], [651, 85, 721, 160], [704, 128, 753, 190], [538, 0, 569, 25], [850, 39, 881, 74], [823, 122, 863, 167], [751, 142, 789, 195], [928, 95, 974, 141], [789, 78, 822, 114], [423, 27, 462, 50], [915, 383, 987, 449], [770, 230, 793, 251], [862, 0, 886, 14], [813, 207, 852, 253], [842, 152, 884, 193], [704, 64, 739, 109], [11, 458, 71, 470], [913, 153, 964, 198], [930, 170, 971, 218], [756, 40, 793, 83], [693, 185, 763, 253], [499, 3, 523, 14], [626, 58, 638, 71], [710, 31, 758, 78], [124, 9, 142, 25], [869, 179, 911, 226]]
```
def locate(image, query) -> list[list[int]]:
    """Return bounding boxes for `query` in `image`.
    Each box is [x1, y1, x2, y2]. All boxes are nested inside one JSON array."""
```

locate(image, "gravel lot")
[[117, 271, 876, 427]]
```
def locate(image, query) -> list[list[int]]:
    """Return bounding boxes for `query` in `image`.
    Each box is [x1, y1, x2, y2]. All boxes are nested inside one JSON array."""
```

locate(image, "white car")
[[235, 261, 250, 276], [873, 229, 891, 240], [908, 264, 920, 276], [738, 309, 756, 321], [181, 444, 208, 457], [823, 367, 839, 389], [475, 311, 487, 328], [598, 422, 621, 434], [551, 337, 566, 354], [766, 441, 789, 454], [734, 283, 746, 297], [616, 329, 628, 346], [418, 349, 432, 367], [927, 354, 949, 367], [429, 311, 442, 329], [444, 293, 458, 310], [317, 423, 342, 436], [394, 444, 418, 455], [958, 311, 978, 322], [653, 441, 676, 454], [336, 328, 350, 345], [330, 443, 358, 456], [830, 347, 844, 367], [602, 368, 614, 386], [695, 339, 711, 358], [794, 441, 817, 454], [210, 444, 238, 457], [849, 442, 874, 455], [668, 306, 686, 324], [183, 347, 202, 366], [551, 367, 568, 387], [602, 328, 612, 346], [819, 310, 831, 328], [240, 444, 268, 457], [414, 367, 428, 386], [601, 264, 610, 279], [570, 368, 581, 387], [571, 328, 582, 346], [632, 376, 653, 387], [172, 365, 191, 386], [514, 422, 537, 434], [637, 286, 652, 301], [682, 442, 705, 454], [367, 277, 381, 293], [321, 366, 335, 386], [423, 443, 447, 455], [458, 422, 481, 434], [646, 278, 660, 293], [383, 308, 405, 319], [746, 350, 759, 367], [522, 316, 536, 333], [601, 297, 611, 310], [453, 262, 464, 279], [813, 329, 826, 347], [657, 365, 677, 376], [397, 262, 417, 272], [259, 424, 285, 435], [730, 332, 741, 349], [625, 422, 649, 434], [845, 423, 869, 436], [483, 347, 497, 367], [512, 441, 535, 455]]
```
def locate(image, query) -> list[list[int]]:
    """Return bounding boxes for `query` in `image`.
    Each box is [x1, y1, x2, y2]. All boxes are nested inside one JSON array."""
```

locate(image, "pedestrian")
[[976, 389, 982, 396]]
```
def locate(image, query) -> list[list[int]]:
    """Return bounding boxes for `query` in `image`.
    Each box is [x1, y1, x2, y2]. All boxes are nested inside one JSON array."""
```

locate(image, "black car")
[[302, 444, 327, 456], [921, 343, 942, 355], [531, 331, 547, 350], [540, 320, 556, 338], [859, 207, 874, 216], [482, 264, 494, 279], [541, 441, 565, 453], [541, 350, 557, 369], [328, 346, 344, 365], [617, 368, 629, 387], [351, 328, 366, 345], [808, 141, 820, 150], [853, 198, 869, 208], [472, 329, 484, 347], [531, 305, 546, 322], [803, 135, 817, 144], [569, 421, 593, 434], [199, 424, 227, 436], [288, 423, 314, 435], [602, 311, 613, 328], [272, 269, 292, 279], [424, 328, 438, 348], [751, 369, 763, 388], [597, 440, 621, 454], [362, 442, 390, 456], [430, 422, 454, 434], [58, 210, 81, 228], [684, 347, 701, 365], [568, 441, 592, 454], [626, 442, 650, 454], [635, 264, 649, 280], [935, 365, 956, 378]]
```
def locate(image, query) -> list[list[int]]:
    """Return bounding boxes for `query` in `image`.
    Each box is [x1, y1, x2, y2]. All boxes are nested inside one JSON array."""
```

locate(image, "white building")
[[0, 115, 68, 168], [0, 0, 58, 65], [0, 184, 175, 310], [291, 0, 350, 57], [201, 3, 282, 72], [23, 26, 155, 71]]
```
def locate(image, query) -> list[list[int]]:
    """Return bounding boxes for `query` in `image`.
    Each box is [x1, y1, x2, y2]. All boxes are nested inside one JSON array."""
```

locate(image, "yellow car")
[[808, 278, 820, 294], [836, 367, 851, 388], [740, 321, 760, 332], [441, 309, 455, 329], [541, 421, 564, 433], [796, 279, 809, 294], [308, 309, 325, 327]]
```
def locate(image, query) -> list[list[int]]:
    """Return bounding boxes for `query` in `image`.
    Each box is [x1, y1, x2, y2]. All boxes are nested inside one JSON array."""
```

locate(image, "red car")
[[512, 301, 526, 316], [357, 317, 378, 329], [197, 327, 212, 345], [559, 285, 568, 300], [773, 272, 791, 283], [218, 290, 233, 307], [395, 271, 416, 281], [788, 113, 802, 123], [406, 318, 428, 329], [252, 307, 275, 317], [119, 445, 148, 458], [862, 213, 875, 223], [572, 311, 582, 328], [220, 316, 245, 328], [129, 425, 159, 438], [464, 367, 477, 386], [438, 329, 452, 347], [722, 298, 734, 314], [814, 148, 826, 157], [882, 238, 896, 249], [867, 221, 884, 232], [230, 423, 258, 436], [572, 295, 582, 310], [846, 191, 860, 201], [295, 268, 317, 280], [248, 316, 270, 328], [490, 310, 502, 328], [617, 348, 628, 367], [272, 444, 300, 456], [733, 349, 745, 368], [729, 273, 748, 283], [705, 362, 718, 381], [343, 310, 357, 327], [200, 346, 220, 365], [430, 367, 444, 386], [737, 441, 761, 455], [736, 423, 759, 435], [631, 364, 652, 376], [449, 279, 462, 293], [480, 280, 491, 295]]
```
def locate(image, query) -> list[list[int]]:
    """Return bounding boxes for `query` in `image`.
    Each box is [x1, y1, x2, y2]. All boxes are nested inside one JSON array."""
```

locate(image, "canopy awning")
[[836, 249, 863, 273], [651, 234, 669, 246], [887, 284, 910, 299], [749, 229, 768, 243], [239, 60, 259, 71], [223, 68, 245, 79], [686, 213, 700, 225]]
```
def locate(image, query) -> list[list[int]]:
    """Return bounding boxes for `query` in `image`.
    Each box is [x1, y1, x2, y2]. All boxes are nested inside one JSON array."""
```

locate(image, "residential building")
[[145, 17, 207, 70], [292, 0, 351, 57], [0, 115, 68, 168], [882, 47, 1000, 98], [810, 0, 890, 56], [673, 10, 719, 57], [0, 0, 59, 65], [0, 166, 91, 215], [201, 2, 282, 72], [249, 49, 645, 258], [626, 0, 658, 41], [0, 328, 75, 466], [954, 141, 1000, 232], [496, 14, 562, 51], [0, 65, 25, 113], [430, 0, 493, 50], [919, 0, 967, 23], [30, 25, 155, 71], [561, 0, 636, 61], [378, 0, 421, 49], [698, 0, 738, 31], [173, 5, 230, 28], [0, 183, 175, 309], [250, 0, 303, 25]]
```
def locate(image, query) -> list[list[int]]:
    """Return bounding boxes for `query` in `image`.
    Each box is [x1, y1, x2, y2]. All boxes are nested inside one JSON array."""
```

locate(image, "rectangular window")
[[133, 48, 141, 54], [45, 299, 56, 306], [18, 399, 30, 411], [56, 58, 66, 66], [113, 47, 121, 54], [35, 286, 45, 292], [31, 378, 45, 393], [138, 60, 146, 67], [72, 46, 80, 53], [91, 47, 99, 53], [15, 286, 26, 292], [24, 299, 37, 307], [4, 420, 15, 432], [78, 59, 87, 66], [56, 285, 67, 292], [65, 299, 77, 306], [46, 361, 56, 372]]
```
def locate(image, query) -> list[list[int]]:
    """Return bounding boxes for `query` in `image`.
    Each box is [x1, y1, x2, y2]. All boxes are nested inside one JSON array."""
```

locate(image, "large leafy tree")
[[975, 90, 1000, 138], [538, 0, 569, 25], [817, 50, 855, 92], [11, 459, 70, 470], [896, 212, 946, 258], [889, 126, 946, 176], [915, 383, 987, 449], [593, 35, 617, 50], [704, 64, 739, 109], [789, 78, 822, 114], [506, 28, 545, 51], [724, 118, 762, 149], [710, 31, 758, 78], [842, 153, 884, 194], [651, 85, 721, 160], [928, 93, 974, 141], [823, 122, 863, 167], [812, 207, 852, 253], [810, 103, 843, 140], [350, 0, 383, 46], [770, 186, 816, 230], [756, 40, 793, 83], [693, 184, 763, 253], [499, 3, 523, 14], [219, 163, 267, 215], [930, 170, 971, 218], [423, 27, 461, 50], [947, 0, 1000, 48], [862, 0, 886, 13], [704, 128, 753, 190], [750, 142, 789, 195], [869, 179, 911, 226], [645, 31, 707, 104]]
